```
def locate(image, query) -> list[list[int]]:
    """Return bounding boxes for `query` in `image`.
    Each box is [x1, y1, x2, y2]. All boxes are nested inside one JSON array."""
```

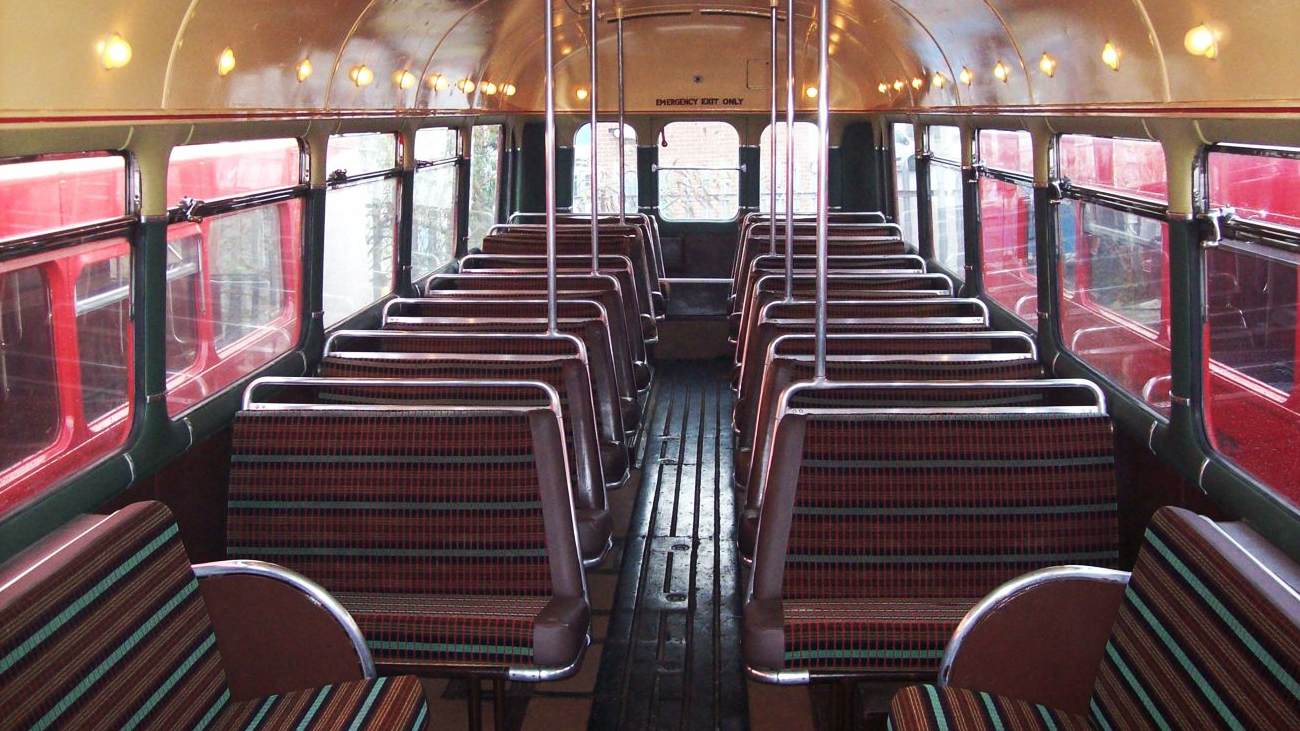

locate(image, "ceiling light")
[[217, 47, 236, 77], [1039, 53, 1057, 77], [893, 79, 904, 91], [878, 82, 889, 93], [1184, 24, 1218, 59], [481, 81, 498, 95], [350, 65, 374, 87], [394, 70, 416, 90], [428, 73, 449, 91], [959, 67, 973, 85], [502, 83, 517, 96], [97, 34, 132, 70], [932, 73, 945, 89], [804, 86, 818, 99], [911, 77, 924, 90], [575, 87, 589, 101], [993, 61, 1010, 83], [296, 58, 313, 83], [1102, 42, 1120, 71], [457, 79, 476, 93]]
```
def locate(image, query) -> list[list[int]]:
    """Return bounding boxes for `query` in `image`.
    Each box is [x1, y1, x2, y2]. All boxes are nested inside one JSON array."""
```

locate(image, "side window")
[[165, 138, 304, 415], [1203, 147, 1300, 504], [759, 122, 817, 214], [412, 127, 459, 280], [892, 123, 920, 250], [977, 129, 1037, 326], [1056, 134, 1170, 415], [573, 122, 638, 215], [657, 121, 740, 221], [0, 152, 134, 516], [468, 125, 502, 250], [928, 125, 965, 275], [323, 133, 399, 327]]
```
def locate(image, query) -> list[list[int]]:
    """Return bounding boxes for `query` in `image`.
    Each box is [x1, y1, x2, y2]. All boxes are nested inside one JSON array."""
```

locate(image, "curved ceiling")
[[0, 0, 1296, 118]]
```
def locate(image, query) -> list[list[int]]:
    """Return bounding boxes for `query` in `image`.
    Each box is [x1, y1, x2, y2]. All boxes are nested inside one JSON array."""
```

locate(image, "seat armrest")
[[939, 566, 1130, 716], [194, 560, 375, 701]]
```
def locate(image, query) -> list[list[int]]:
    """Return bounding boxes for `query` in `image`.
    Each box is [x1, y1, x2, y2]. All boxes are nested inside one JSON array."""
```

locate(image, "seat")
[[317, 338, 615, 565], [226, 379, 590, 679], [326, 329, 629, 490], [888, 506, 1300, 730], [731, 252, 926, 325], [381, 297, 639, 434], [0, 501, 429, 731], [744, 381, 1120, 680]]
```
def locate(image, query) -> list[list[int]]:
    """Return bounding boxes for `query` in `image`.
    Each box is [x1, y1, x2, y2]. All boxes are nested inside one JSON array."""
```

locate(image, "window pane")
[[979, 129, 1032, 176], [1209, 149, 1300, 230], [165, 201, 303, 415], [0, 239, 135, 517], [930, 125, 963, 162], [758, 122, 817, 214], [468, 125, 502, 250], [658, 121, 740, 221], [414, 127, 458, 163], [979, 177, 1037, 325], [326, 133, 397, 178], [893, 124, 920, 250], [324, 180, 397, 326], [929, 162, 965, 274], [573, 122, 638, 215], [0, 154, 127, 241], [1057, 199, 1170, 414], [413, 163, 457, 280], [1059, 135, 1166, 202], [1204, 241, 1300, 504], [167, 139, 300, 203]]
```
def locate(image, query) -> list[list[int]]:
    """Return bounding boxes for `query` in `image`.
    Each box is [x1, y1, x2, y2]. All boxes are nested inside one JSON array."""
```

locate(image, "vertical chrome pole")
[[768, 0, 778, 254], [545, 0, 558, 332], [783, 0, 796, 301], [617, 9, 627, 225], [589, 0, 600, 274], [814, 0, 829, 380]]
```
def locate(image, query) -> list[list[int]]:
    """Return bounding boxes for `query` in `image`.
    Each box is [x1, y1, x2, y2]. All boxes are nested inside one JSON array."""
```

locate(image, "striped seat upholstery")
[[316, 355, 614, 564], [227, 385, 589, 673], [746, 406, 1119, 678], [0, 501, 428, 731], [888, 507, 1300, 730]]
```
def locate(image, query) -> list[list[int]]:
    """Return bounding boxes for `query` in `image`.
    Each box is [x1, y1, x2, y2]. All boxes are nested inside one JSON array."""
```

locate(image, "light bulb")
[[804, 86, 818, 99], [1039, 53, 1057, 77], [878, 82, 889, 93], [1102, 42, 1120, 71], [481, 82, 498, 95], [218, 47, 236, 77], [98, 34, 132, 70], [993, 61, 1010, 82], [428, 74, 450, 91], [296, 58, 313, 83], [502, 83, 517, 96], [959, 67, 973, 85], [394, 70, 416, 90], [350, 65, 374, 86], [932, 73, 945, 89], [1185, 24, 1217, 59], [575, 87, 589, 101]]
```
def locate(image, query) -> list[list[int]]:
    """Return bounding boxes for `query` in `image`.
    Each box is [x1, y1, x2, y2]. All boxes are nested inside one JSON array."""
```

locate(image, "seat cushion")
[[215, 675, 427, 730], [783, 599, 971, 674], [888, 685, 1093, 731], [337, 593, 551, 669]]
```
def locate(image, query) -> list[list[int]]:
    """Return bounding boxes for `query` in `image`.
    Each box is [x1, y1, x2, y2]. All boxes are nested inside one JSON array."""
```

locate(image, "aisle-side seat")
[[317, 342, 614, 566], [382, 297, 639, 434], [0, 501, 429, 730], [744, 380, 1119, 681], [730, 234, 908, 300], [734, 298, 991, 400], [733, 273, 956, 359], [426, 274, 651, 392], [730, 252, 927, 325], [226, 379, 590, 679], [483, 227, 660, 314], [888, 506, 1300, 730], [326, 329, 629, 490], [457, 255, 657, 344]]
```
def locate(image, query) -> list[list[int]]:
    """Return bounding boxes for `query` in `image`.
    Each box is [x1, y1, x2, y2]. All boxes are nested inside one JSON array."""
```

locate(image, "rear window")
[[657, 121, 740, 221]]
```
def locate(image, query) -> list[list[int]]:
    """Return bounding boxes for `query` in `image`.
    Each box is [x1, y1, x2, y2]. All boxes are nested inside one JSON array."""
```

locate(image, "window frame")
[[655, 120, 743, 223]]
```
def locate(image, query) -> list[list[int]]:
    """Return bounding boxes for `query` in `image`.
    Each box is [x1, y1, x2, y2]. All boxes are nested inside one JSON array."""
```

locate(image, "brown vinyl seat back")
[[732, 253, 927, 315], [736, 298, 992, 402], [732, 273, 956, 355], [730, 235, 908, 298], [746, 380, 1119, 677], [483, 227, 659, 306], [228, 379, 590, 671]]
